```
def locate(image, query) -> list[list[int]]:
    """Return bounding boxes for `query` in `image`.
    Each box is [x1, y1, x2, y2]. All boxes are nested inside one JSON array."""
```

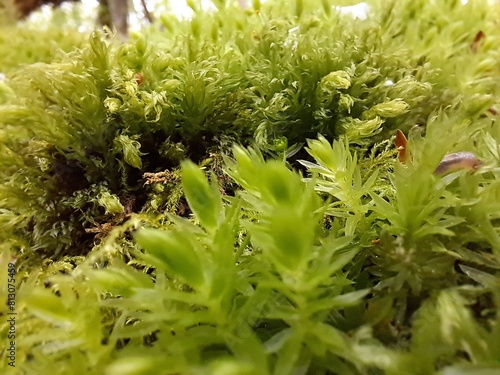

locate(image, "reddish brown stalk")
[[395, 129, 408, 164], [471, 30, 485, 53]]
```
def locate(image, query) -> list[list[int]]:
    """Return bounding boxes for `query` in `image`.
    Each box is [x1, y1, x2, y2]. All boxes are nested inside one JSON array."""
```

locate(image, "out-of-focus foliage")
[[0, 0, 499, 374], [3, 140, 499, 374], [0, 4, 88, 74]]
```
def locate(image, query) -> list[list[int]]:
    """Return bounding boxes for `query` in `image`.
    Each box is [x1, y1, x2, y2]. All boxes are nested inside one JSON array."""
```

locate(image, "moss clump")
[[2, 0, 498, 258], [0, 5, 88, 75], [0, 0, 499, 374]]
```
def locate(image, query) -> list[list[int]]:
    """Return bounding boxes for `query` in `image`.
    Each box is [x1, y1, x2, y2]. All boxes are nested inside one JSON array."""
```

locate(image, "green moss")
[[0, 6, 87, 74], [0, 0, 499, 374]]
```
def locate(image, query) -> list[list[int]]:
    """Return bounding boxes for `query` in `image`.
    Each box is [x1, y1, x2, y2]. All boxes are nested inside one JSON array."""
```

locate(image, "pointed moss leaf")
[[24, 288, 73, 326], [285, 142, 303, 159], [97, 190, 124, 214], [135, 228, 204, 288], [209, 360, 260, 375], [322, 70, 352, 90], [86, 259, 154, 297], [226, 145, 263, 193], [304, 135, 344, 173], [166, 213, 207, 237], [273, 330, 303, 375], [329, 289, 370, 308], [413, 225, 455, 239], [0, 81, 15, 104], [265, 328, 293, 354], [338, 93, 355, 113], [342, 117, 384, 142], [248, 209, 315, 272], [441, 366, 500, 375], [249, 192, 318, 271], [260, 162, 298, 204], [181, 160, 222, 230], [106, 357, 167, 375], [311, 323, 347, 352], [367, 99, 410, 118], [114, 134, 143, 169], [327, 249, 358, 275], [225, 330, 269, 375], [297, 159, 332, 176], [459, 265, 500, 290], [370, 193, 401, 227]]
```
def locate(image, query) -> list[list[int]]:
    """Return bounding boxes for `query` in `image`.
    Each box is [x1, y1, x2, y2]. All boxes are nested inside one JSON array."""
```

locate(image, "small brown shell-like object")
[[471, 30, 485, 53], [395, 129, 408, 164], [434, 152, 482, 176], [135, 73, 144, 86]]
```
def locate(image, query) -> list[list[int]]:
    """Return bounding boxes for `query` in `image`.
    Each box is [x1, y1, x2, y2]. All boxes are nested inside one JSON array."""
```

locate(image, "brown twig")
[[140, 0, 153, 23], [471, 30, 485, 53]]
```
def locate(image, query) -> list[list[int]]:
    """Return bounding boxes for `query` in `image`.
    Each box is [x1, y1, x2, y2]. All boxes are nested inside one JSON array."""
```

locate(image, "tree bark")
[[97, 0, 128, 38], [107, 0, 128, 38]]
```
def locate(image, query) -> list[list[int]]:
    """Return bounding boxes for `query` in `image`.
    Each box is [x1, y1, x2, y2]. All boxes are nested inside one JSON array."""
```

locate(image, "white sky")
[[31, 0, 495, 32], [100, 0, 369, 24]]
